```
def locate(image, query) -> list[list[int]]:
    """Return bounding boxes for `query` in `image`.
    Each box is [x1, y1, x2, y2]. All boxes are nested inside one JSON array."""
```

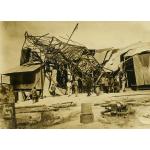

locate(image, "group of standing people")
[[66, 76, 94, 97], [66, 79, 79, 97], [49, 71, 127, 97], [47, 65, 127, 97], [100, 71, 127, 94], [30, 69, 127, 100]]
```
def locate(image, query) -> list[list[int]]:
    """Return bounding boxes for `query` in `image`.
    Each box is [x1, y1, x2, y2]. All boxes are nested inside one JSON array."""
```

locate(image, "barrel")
[[80, 103, 94, 124], [0, 102, 16, 129]]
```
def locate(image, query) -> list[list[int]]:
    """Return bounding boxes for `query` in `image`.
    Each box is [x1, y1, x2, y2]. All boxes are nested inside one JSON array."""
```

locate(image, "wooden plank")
[[16, 105, 59, 114], [15, 102, 76, 114]]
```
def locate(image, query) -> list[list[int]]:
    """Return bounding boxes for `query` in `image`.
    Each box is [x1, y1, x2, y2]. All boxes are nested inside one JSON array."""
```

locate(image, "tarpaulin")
[[133, 54, 150, 85]]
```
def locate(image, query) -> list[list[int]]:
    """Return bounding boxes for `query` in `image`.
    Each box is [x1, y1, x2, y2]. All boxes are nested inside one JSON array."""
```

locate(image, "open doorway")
[[124, 56, 136, 89]]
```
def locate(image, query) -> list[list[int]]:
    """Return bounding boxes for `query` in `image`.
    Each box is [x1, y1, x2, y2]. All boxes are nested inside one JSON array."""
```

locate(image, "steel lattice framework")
[[21, 32, 102, 83]]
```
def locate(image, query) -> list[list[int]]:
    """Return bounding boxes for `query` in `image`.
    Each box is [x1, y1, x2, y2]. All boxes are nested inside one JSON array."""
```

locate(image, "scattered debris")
[[16, 105, 59, 114], [15, 101, 77, 128], [51, 101, 77, 108], [16, 101, 76, 114], [143, 114, 150, 119], [101, 102, 135, 116]]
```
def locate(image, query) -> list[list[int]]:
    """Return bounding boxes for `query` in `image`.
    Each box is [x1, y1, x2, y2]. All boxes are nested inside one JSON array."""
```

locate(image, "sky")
[[1, 21, 150, 73]]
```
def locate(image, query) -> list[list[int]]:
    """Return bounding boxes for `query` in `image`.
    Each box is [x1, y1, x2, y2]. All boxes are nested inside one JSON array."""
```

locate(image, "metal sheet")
[[3, 64, 42, 75]]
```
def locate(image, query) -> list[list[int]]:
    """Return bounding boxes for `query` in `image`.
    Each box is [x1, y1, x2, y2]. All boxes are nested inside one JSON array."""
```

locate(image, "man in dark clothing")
[[109, 77, 114, 93], [51, 84, 56, 96], [104, 77, 109, 93], [31, 87, 38, 103], [86, 77, 92, 96], [78, 78, 83, 93], [114, 78, 120, 93], [101, 76, 105, 92]]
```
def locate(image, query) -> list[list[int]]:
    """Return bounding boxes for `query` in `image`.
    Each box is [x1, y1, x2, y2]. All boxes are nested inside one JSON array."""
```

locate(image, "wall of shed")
[[35, 68, 45, 90], [133, 53, 150, 86], [11, 68, 45, 91]]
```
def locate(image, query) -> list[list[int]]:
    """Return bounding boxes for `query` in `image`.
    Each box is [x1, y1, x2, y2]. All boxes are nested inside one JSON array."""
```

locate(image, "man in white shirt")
[[67, 81, 72, 97]]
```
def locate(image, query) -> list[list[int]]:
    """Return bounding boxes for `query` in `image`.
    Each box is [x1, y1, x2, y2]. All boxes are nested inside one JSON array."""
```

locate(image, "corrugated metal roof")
[[104, 42, 150, 71], [3, 64, 42, 75], [124, 47, 150, 57], [94, 48, 117, 64], [94, 51, 108, 64]]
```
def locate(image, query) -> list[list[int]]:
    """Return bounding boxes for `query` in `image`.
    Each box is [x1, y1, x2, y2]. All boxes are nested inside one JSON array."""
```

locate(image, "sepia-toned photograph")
[[0, 21, 150, 129]]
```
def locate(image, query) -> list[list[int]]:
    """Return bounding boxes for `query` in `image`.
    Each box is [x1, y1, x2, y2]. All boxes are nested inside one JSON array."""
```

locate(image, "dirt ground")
[[15, 90, 150, 129]]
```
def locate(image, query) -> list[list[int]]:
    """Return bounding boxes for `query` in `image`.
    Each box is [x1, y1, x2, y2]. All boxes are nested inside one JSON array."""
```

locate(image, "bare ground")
[[15, 90, 150, 129]]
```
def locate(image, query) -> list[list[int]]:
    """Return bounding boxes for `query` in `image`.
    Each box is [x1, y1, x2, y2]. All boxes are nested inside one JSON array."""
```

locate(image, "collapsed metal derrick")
[[21, 31, 102, 84]]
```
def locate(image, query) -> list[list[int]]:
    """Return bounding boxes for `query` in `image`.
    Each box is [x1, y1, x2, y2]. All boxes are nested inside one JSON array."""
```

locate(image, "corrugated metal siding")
[[133, 54, 150, 86]]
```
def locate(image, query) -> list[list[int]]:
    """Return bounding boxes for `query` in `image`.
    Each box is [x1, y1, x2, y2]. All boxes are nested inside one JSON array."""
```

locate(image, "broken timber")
[[16, 102, 77, 114]]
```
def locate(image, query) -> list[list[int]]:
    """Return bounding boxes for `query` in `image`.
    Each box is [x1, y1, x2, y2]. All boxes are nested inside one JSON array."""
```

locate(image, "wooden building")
[[2, 64, 45, 92]]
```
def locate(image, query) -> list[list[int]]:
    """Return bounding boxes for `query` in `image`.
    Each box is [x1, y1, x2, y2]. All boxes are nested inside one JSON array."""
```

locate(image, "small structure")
[[2, 63, 45, 101], [80, 103, 94, 124]]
